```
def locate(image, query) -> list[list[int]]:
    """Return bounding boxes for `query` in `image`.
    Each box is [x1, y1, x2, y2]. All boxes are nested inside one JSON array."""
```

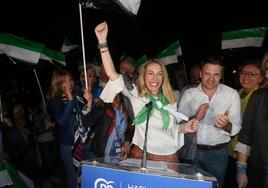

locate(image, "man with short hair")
[[119, 56, 136, 78], [119, 57, 137, 157], [178, 56, 241, 188]]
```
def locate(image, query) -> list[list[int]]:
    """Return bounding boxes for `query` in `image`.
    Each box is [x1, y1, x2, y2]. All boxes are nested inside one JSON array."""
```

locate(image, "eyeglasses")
[[239, 71, 260, 78]]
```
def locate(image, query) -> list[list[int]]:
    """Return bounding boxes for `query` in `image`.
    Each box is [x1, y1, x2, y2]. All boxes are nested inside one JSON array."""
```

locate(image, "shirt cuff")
[[234, 141, 251, 156]]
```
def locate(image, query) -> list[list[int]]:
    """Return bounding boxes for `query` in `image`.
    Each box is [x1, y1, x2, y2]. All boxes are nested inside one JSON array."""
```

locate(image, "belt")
[[130, 145, 179, 163], [197, 143, 227, 150]]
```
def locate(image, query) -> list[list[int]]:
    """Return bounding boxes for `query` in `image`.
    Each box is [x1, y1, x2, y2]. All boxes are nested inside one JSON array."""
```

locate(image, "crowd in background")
[[0, 25, 268, 188]]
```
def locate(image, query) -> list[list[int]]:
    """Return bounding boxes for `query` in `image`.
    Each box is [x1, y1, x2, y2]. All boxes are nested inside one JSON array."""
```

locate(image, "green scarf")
[[133, 92, 170, 130]]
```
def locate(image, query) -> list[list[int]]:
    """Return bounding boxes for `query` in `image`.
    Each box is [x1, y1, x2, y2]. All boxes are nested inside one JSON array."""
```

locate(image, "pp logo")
[[94, 178, 115, 188]]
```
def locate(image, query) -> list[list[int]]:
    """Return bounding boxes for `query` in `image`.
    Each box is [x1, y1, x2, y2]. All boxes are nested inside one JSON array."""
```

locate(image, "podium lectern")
[[81, 157, 217, 188]]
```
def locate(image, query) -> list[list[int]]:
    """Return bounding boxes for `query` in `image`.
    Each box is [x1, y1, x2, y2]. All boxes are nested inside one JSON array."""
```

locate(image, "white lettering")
[[94, 178, 114, 188], [128, 184, 146, 188]]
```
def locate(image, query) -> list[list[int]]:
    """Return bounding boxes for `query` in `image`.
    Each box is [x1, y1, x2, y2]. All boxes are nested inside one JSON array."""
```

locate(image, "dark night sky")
[[1, 1, 268, 61]]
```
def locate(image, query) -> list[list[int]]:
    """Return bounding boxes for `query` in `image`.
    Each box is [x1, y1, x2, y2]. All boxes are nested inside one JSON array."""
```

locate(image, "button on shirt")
[[178, 84, 241, 146]]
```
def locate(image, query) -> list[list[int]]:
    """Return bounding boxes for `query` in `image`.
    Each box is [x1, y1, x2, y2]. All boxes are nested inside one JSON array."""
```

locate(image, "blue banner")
[[81, 164, 212, 188]]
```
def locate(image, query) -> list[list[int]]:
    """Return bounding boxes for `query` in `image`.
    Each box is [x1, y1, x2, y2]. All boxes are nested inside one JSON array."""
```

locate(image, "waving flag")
[[81, 0, 141, 16], [60, 37, 80, 53], [222, 27, 267, 49], [0, 32, 66, 66], [117, 0, 141, 15], [0, 160, 34, 188], [157, 40, 182, 66], [0, 32, 44, 64], [41, 48, 66, 66]]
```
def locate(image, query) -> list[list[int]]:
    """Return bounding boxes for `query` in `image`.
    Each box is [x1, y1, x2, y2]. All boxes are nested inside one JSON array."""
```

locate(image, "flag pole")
[[78, 0, 88, 90], [181, 58, 189, 84], [33, 69, 46, 110], [5, 54, 17, 64]]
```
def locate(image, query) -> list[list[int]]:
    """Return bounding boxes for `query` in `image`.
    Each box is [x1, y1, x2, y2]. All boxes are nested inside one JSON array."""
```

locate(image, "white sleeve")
[[229, 90, 242, 136], [234, 142, 251, 156], [177, 90, 193, 117], [100, 75, 125, 103]]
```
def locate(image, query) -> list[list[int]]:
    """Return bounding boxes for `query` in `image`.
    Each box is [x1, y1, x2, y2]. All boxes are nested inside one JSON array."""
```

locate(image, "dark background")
[[1, 1, 268, 60]]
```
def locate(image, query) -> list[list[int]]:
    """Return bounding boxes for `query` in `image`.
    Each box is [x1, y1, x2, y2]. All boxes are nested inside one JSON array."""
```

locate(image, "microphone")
[[145, 101, 153, 109], [141, 101, 153, 170]]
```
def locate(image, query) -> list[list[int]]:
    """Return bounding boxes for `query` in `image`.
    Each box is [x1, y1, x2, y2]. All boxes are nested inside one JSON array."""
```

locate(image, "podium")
[[81, 157, 217, 188]]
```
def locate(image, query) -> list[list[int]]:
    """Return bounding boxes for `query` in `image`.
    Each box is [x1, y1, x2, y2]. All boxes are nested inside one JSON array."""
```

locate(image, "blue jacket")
[[49, 97, 76, 146]]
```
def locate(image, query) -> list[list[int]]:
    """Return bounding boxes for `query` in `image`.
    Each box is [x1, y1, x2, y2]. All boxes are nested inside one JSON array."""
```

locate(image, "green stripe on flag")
[[157, 41, 181, 58], [223, 27, 267, 40], [41, 48, 66, 66], [136, 54, 148, 67], [0, 32, 44, 53]]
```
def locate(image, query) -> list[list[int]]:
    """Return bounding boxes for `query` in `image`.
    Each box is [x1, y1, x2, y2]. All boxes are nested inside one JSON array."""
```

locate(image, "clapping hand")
[[181, 119, 199, 133], [195, 103, 209, 121]]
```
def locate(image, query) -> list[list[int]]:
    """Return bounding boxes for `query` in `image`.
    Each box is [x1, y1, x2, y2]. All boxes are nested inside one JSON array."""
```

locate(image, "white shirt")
[[178, 84, 241, 146], [100, 75, 187, 155]]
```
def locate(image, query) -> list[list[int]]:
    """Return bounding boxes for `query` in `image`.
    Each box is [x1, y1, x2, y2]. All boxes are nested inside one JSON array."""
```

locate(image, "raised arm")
[[94, 21, 119, 81]]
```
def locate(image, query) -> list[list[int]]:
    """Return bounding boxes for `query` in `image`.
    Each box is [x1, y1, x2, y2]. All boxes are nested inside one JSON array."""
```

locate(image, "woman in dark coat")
[[235, 52, 268, 188]]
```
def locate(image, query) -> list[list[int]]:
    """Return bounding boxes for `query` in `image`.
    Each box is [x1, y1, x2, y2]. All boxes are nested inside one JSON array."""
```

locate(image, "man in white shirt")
[[178, 56, 241, 188]]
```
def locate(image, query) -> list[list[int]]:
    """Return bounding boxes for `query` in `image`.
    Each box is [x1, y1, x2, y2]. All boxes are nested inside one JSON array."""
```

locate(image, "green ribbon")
[[133, 92, 170, 130]]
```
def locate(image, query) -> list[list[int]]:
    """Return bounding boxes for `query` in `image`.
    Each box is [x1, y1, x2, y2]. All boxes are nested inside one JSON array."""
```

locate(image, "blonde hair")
[[261, 52, 268, 75], [261, 52, 268, 87], [138, 59, 177, 104], [48, 70, 74, 99]]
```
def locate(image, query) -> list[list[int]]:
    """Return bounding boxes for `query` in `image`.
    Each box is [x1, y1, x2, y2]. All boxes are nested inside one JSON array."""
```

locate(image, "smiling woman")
[[94, 21, 199, 164]]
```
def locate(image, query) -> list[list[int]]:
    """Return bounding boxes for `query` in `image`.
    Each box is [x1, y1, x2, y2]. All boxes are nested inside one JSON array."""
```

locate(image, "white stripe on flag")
[[0, 43, 41, 64], [176, 47, 182, 56], [0, 169, 13, 187], [222, 37, 264, 49], [118, 0, 141, 15], [61, 37, 79, 53], [157, 40, 181, 65], [0, 32, 65, 66], [158, 54, 178, 66], [18, 171, 35, 188]]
